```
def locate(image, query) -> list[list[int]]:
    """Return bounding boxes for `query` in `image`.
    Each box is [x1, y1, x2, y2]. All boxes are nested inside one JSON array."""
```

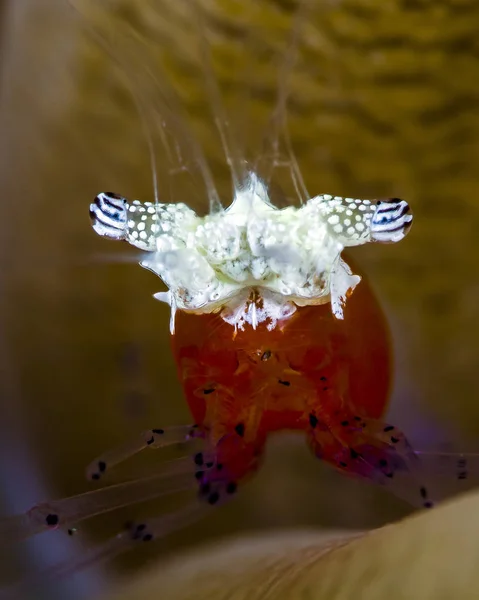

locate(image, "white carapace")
[[90, 173, 412, 333]]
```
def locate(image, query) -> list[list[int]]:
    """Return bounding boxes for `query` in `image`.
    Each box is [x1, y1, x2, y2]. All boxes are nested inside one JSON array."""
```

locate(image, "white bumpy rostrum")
[[90, 173, 412, 333]]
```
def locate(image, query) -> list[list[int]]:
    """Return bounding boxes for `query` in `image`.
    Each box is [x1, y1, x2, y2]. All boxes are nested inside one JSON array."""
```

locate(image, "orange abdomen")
[[171, 261, 392, 461]]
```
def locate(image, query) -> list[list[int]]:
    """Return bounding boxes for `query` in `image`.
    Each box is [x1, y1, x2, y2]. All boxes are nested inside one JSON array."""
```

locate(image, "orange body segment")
[[171, 262, 392, 486]]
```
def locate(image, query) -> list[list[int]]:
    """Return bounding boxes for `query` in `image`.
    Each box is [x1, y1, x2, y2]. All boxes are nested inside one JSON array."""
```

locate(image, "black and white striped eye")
[[370, 198, 413, 243], [89, 192, 128, 240]]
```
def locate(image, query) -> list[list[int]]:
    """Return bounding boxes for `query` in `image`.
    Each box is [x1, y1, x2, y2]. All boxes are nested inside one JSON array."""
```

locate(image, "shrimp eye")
[[90, 192, 128, 240], [370, 198, 412, 243]]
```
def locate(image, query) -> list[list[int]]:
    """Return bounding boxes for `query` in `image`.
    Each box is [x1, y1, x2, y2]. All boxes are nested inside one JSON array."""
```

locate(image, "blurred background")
[[1, 0, 479, 598]]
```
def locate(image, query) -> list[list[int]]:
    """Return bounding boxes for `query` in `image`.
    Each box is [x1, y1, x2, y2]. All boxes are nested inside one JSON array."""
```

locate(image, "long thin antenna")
[[68, 0, 221, 212], [129, 82, 160, 206], [186, 0, 246, 195], [258, 0, 312, 204], [68, 1, 161, 206], [142, 61, 223, 212]]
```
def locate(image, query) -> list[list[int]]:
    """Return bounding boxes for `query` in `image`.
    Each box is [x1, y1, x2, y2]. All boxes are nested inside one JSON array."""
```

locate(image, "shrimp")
[[89, 176, 426, 509], [1, 179, 416, 550], [86, 181, 473, 516]]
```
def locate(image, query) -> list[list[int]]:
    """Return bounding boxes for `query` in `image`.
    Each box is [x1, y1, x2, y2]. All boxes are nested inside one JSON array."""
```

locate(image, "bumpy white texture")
[[135, 174, 365, 332], [91, 174, 412, 332], [331, 258, 362, 320]]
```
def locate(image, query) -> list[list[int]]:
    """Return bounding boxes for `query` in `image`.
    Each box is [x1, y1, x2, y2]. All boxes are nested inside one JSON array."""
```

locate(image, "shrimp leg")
[[0, 438, 254, 597], [86, 424, 200, 480], [0, 457, 197, 544], [307, 412, 441, 509], [0, 423, 203, 543], [0, 499, 214, 600]]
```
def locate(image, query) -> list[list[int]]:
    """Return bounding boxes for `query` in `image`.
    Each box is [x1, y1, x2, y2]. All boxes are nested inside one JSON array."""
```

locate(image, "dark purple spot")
[[226, 482, 237, 494], [235, 423, 245, 437], [200, 482, 211, 496], [208, 492, 220, 505]]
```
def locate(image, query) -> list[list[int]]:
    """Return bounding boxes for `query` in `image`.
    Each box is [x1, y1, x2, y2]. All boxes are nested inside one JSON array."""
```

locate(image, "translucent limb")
[[307, 413, 462, 510], [413, 450, 479, 489], [51, 503, 209, 576], [0, 457, 196, 544], [351, 443, 479, 507], [0, 503, 211, 599], [85, 425, 200, 480], [305, 195, 413, 247], [0, 437, 247, 595], [338, 418, 437, 509]]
